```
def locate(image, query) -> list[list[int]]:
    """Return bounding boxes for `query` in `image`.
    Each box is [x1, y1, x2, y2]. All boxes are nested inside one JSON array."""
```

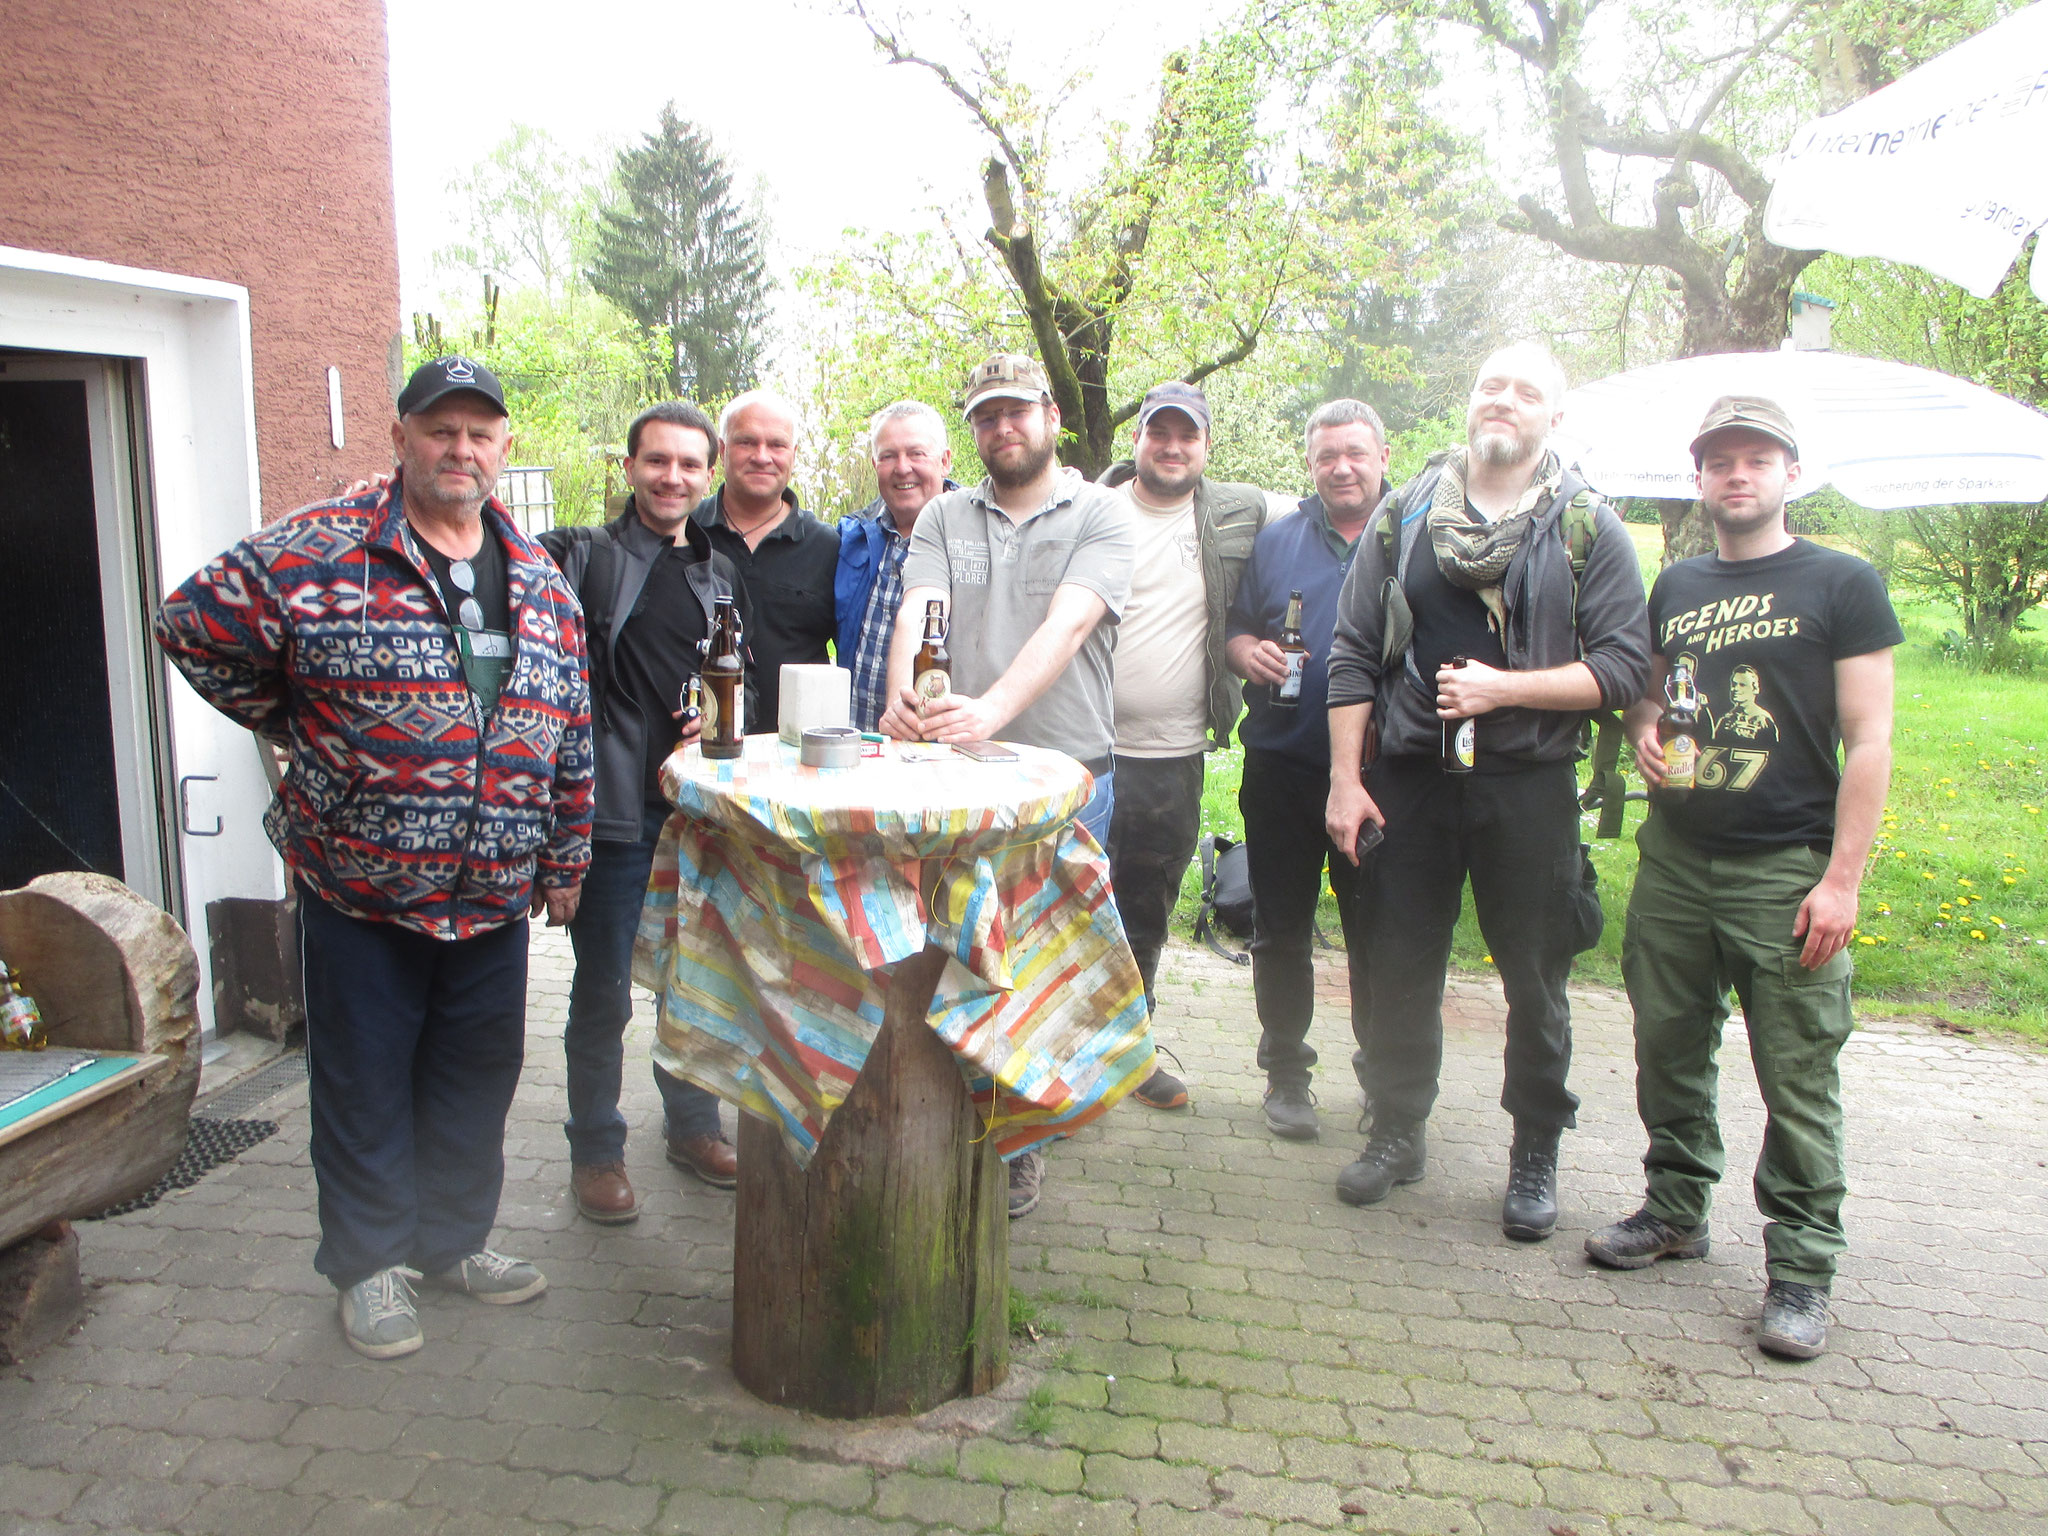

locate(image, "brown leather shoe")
[[666, 1133, 738, 1189], [570, 1161, 639, 1224]]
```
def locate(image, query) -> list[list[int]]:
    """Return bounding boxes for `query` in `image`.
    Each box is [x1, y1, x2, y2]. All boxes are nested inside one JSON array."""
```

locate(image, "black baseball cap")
[[396, 355, 508, 418], [1690, 394, 1798, 464], [1137, 381, 1211, 433]]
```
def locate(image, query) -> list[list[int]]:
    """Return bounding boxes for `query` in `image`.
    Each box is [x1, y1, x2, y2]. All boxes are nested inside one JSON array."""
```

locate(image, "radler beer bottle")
[[702, 596, 745, 761]]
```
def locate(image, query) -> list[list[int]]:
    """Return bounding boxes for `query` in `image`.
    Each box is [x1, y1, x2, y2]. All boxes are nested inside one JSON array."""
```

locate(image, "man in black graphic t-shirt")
[[1585, 395, 1901, 1364]]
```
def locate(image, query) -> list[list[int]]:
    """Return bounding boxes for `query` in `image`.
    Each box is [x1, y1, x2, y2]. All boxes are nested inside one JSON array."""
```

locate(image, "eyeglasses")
[[446, 558, 485, 631]]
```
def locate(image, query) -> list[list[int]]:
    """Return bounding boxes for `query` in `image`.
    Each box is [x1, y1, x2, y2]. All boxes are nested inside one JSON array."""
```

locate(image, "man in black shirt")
[[691, 391, 839, 732], [1587, 395, 1901, 1362], [1325, 343, 1652, 1239], [540, 402, 751, 1220]]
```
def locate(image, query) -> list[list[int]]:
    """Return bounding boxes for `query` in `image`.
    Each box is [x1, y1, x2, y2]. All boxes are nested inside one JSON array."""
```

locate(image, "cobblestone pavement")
[[5, 928, 2047, 1536]]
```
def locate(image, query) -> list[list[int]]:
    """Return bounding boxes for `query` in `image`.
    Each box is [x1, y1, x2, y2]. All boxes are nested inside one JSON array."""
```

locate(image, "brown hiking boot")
[[666, 1133, 738, 1189], [571, 1161, 639, 1224]]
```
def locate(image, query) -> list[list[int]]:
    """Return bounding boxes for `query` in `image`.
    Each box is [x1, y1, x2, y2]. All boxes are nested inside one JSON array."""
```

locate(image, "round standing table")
[[633, 734, 1151, 1418]]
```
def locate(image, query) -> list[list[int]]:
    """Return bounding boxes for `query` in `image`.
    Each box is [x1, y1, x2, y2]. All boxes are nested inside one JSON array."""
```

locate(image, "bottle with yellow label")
[[1658, 659, 1701, 800], [0, 961, 48, 1051]]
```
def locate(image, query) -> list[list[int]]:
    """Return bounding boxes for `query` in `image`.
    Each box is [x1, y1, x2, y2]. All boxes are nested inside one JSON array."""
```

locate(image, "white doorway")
[[0, 245, 282, 1036]]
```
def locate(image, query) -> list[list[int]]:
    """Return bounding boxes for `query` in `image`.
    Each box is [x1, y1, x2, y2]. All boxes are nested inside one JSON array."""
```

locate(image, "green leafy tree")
[[587, 105, 770, 401], [1824, 252, 2048, 657], [840, 5, 1450, 476], [434, 125, 600, 302], [1293, 0, 2005, 555]]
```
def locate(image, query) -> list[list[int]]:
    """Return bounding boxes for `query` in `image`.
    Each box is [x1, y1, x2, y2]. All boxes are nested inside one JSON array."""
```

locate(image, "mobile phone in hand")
[[1355, 821, 1385, 862]]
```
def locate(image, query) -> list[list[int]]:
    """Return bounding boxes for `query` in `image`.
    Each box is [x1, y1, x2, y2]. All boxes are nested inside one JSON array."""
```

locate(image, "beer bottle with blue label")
[[1273, 591, 1307, 709]]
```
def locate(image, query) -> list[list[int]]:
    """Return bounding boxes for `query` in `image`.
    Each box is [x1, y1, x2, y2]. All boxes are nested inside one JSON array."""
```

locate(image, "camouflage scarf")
[[1426, 446, 1565, 634]]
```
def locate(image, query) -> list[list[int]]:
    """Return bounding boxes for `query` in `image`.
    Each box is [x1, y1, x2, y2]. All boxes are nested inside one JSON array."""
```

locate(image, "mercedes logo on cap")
[[444, 358, 477, 382]]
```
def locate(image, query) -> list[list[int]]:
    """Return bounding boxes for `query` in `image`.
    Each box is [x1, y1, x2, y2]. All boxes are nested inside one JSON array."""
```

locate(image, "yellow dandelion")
[[1858, 936, 1877, 946], [1958, 878, 1974, 887], [1971, 929, 1987, 940]]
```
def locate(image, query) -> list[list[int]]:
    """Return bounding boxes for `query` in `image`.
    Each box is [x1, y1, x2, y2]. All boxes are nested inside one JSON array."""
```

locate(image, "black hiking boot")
[[1335, 1122, 1427, 1206], [1501, 1125, 1561, 1242]]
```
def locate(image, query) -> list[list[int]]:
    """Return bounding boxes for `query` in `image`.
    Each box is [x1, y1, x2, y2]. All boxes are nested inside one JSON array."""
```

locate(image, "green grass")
[[1173, 525, 2048, 1043], [1015, 1383, 1056, 1436]]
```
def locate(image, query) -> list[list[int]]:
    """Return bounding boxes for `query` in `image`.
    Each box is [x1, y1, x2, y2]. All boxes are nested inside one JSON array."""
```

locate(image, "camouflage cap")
[[1690, 394, 1798, 464], [963, 353, 1051, 421]]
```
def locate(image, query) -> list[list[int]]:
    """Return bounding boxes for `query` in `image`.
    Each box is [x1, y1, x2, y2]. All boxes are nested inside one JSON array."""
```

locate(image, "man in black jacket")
[[1324, 343, 1652, 1239], [539, 402, 752, 1221]]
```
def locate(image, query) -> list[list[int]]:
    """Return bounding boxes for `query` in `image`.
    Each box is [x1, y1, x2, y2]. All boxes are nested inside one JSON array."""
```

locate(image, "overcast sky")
[[386, 0, 1235, 315]]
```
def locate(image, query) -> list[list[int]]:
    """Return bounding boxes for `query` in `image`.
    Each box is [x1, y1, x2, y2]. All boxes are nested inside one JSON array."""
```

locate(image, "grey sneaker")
[[338, 1266, 423, 1359], [1263, 1082, 1319, 1141], [1007, 1150, 1046, 1220], [1585, 1208, 1711, 1270], [1758, 1279, 1830, 1360], [427, 1250, 548, 1305]]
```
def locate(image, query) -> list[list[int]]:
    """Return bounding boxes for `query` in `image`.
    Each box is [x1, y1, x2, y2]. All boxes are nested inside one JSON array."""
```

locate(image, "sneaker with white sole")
[[338, 1266, 423, 1359], [1006, 1150, 1045, 1220], [427, 1250, 548, 1305]]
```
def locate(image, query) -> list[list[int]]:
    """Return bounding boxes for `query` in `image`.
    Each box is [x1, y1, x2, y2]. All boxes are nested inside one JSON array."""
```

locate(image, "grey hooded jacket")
[[1325, 458, 1651, 763]]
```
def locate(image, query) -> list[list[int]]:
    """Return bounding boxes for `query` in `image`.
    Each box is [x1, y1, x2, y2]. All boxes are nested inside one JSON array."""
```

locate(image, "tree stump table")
[[634, 735, 1152, 1418], [0, 873, 200, 1362]]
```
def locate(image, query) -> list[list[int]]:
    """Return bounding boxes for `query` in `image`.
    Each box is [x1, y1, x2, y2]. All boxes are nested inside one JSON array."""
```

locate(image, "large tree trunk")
[[0, 873, 199, 1252], [731, 945, 1008, 1418], [1655, 498, 1718, 566]]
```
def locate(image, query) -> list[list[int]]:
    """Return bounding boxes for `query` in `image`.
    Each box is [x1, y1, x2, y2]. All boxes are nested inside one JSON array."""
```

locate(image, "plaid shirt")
[[848, 521, 911, 730]]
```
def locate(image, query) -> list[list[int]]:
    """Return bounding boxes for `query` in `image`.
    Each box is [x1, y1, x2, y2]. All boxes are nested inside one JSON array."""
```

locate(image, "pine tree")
[[587, 105, 769, 400]]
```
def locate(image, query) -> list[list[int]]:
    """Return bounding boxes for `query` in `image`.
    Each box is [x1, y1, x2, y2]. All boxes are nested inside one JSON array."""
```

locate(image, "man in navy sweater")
[[1224, 400, 1391, 1142]]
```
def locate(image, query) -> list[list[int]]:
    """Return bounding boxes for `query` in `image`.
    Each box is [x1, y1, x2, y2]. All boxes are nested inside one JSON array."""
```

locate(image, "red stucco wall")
[[1, 0, 401, 519]]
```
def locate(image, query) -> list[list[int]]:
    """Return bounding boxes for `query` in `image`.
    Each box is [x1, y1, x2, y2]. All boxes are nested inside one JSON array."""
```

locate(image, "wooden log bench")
[[0, 873, 200, 1361]]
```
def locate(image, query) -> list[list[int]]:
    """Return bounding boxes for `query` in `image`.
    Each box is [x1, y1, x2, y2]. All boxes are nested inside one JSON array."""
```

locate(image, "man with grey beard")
[[1323, 343, 1650, 1242]]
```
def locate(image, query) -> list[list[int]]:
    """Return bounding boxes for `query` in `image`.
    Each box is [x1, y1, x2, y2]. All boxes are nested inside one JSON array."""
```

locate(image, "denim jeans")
[[1076, 766, 1115, 847], [563, 801, 723, 1164]]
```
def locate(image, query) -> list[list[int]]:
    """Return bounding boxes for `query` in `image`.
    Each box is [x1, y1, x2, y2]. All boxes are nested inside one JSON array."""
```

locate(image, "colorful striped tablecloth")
[[633, 735, 1153, 1167]]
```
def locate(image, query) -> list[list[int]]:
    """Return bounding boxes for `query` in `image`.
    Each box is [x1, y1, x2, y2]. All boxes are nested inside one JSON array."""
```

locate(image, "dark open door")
[[0, 377, 125, 887]]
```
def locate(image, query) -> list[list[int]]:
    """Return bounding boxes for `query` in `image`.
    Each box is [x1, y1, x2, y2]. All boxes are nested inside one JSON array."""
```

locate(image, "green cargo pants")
[[1622, 810, 1856, 1286]]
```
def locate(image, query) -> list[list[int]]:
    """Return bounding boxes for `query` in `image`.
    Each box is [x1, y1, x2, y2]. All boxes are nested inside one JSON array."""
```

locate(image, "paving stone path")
[[3, 929, 2045, 1535]]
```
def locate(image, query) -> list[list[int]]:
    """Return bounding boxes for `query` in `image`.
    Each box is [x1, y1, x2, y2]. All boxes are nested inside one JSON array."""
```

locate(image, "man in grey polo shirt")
[[881, 351, 1135, 1219]]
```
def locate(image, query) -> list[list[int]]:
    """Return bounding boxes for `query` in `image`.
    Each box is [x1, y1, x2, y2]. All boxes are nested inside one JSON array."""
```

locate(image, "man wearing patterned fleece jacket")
[[155, 357, 593, 1361]]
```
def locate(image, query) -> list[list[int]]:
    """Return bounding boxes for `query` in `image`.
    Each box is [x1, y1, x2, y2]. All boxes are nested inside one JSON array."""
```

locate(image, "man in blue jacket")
[[837, 400, 955, 730], [1226, 400, 1389, 1145]]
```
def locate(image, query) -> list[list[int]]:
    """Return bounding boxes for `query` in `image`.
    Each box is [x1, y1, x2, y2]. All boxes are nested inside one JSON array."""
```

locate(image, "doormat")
[[82, 1116, 279, 1220]]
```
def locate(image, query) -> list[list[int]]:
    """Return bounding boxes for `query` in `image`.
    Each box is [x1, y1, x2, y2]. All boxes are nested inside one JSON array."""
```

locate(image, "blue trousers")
[[563, 801, 722, 1163], [299, 887, 527, 1290], [1077, 766, 1115, 847]]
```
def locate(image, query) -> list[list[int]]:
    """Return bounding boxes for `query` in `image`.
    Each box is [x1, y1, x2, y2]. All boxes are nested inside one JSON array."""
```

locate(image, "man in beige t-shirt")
[[1104, 383, 1268, 1110]]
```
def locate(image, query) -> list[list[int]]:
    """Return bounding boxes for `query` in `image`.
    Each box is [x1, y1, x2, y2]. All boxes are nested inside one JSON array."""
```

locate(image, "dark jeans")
[[564, 801, 722, 1164], [1358, 754, 1584, 1133], [1238, 748, 1368, 1090], [299, 886, 527, 1289], [1107, 753, 1205, 1009]]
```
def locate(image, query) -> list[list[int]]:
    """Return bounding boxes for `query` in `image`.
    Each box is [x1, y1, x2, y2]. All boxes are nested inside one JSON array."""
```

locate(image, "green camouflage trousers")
[[1622, 810, 1856, 1286]]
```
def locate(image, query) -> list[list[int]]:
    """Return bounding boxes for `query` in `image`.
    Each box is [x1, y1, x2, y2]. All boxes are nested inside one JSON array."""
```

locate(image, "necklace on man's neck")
[[724, 498, 785, 541]]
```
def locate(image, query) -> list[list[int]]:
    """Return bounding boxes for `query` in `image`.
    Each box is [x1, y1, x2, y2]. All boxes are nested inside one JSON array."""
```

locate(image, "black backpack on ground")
[[1194, 835, 1255, 965]]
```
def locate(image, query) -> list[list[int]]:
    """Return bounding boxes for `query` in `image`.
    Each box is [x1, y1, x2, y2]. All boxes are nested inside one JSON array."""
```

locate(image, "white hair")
[[1473, 342, 1568, 407], [866, 399, 949, 456], [718, 389, 799, 438]]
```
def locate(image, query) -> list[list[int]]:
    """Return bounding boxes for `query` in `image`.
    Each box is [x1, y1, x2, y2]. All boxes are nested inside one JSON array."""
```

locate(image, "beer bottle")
[[1657, 658, 1701, 799], [0, 962, 48, 1051], [702, 596, 745, 761], [1273, 591, 1308, 709], [676, 675, 703, 753], [913, 599, 951, 715], [1440, 655, 1475, 775]]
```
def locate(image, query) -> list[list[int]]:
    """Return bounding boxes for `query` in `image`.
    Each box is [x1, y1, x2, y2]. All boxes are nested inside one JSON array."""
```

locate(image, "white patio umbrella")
[[1763, 4, 2048, 302], [1556, 349, 2048, 509]]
